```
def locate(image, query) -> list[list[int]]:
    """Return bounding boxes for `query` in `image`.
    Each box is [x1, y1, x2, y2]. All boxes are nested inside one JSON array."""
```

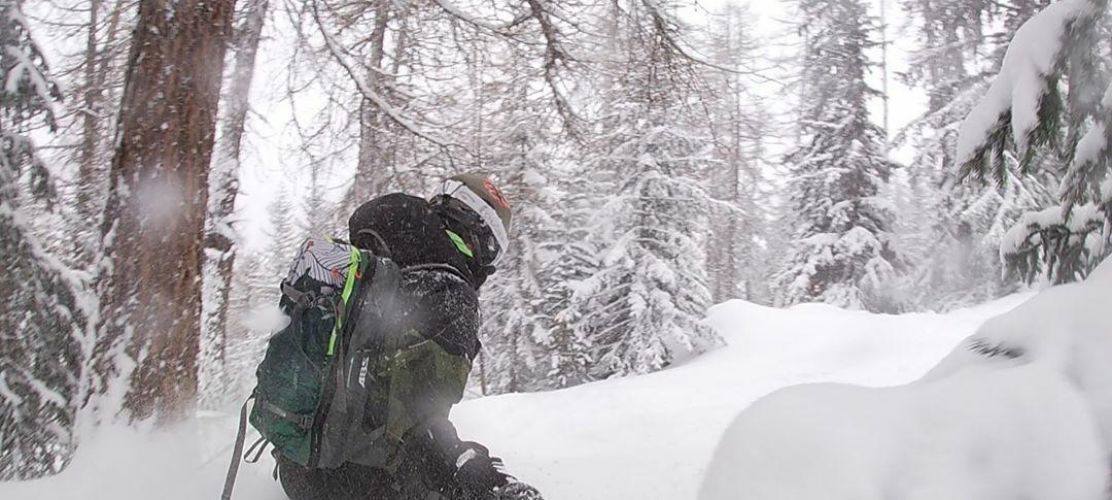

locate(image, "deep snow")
[[700, 364, 1105, 500], [702, 260, 1112, 500], [0, 294, 1031, 499]]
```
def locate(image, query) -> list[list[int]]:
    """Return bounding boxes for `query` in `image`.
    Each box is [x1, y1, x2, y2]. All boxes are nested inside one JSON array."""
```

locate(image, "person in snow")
[[276, 173, 514, 500]]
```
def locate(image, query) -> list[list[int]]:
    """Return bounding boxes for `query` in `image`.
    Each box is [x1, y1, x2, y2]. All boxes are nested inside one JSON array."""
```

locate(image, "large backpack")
[[222, 237, 400, 498]]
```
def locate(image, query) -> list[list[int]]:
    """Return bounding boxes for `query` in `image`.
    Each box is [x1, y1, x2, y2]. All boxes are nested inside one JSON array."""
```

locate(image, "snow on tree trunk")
[[200, 0, 268, 411], [91, 0, 236, 423]]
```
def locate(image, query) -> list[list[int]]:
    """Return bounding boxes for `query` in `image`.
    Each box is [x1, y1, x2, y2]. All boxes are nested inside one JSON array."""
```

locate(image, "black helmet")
[[430, 173, 512, 267]]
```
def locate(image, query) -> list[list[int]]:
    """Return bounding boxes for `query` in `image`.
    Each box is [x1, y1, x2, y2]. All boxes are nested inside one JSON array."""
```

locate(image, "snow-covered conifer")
[[221, 253, 273, 404], [774, 0, 903, 312], [958, 0, 1110, 284], [893, 0, 1054, 309], [536, 173, 598, 389], [576, 1, 723, 378], [474, 78, 558, 394], [0, 0, 86, 479], [265, 189, 299, 291]]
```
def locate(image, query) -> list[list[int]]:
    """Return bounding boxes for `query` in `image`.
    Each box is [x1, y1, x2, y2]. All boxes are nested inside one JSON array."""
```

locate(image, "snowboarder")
[[275, 173, 518, 500]]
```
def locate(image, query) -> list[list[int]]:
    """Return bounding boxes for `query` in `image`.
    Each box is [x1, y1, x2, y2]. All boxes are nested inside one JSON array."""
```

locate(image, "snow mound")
[[700, 365, 1104, 500], [702, 258, 1112, 500], [929, 257, 1112, 450]]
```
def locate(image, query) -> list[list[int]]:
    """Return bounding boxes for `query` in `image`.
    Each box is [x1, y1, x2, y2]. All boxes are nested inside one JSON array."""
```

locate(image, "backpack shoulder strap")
[[399, 263, 468, 282], [367, 256, 400, 314]]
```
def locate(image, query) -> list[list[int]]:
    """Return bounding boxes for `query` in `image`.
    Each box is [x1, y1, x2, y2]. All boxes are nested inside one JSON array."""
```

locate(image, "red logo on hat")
[[484, 179, 510, 209]]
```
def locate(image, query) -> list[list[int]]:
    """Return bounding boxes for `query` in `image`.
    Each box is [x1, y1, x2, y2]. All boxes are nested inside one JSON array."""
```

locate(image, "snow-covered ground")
[[0, 294, 1032, 500], [702, 261, 1112, 500]]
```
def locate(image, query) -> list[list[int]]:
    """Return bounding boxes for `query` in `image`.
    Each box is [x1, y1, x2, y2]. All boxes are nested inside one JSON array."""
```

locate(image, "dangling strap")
[[244, 436, 270, 463], [221, 395, 255, 500], [256, 399, 313, 429]]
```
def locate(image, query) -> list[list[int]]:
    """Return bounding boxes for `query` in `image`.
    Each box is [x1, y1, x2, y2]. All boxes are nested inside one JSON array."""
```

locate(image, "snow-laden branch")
[[956, 0, 1101, 167], [1062, 81, 1112, 205]]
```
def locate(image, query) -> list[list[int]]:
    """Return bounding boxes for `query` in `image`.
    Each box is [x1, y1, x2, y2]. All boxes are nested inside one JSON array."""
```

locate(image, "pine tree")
[[222, 253, 271, 404], [206, 193, 295, 405], [989, 0, 1055, 68], [895, 0, 1013, 310], [575, 0, 722, 379], [301, 159, 339, 239], [266, 188, 298, 290], [774, 0, 903, 312], [471, 52, 555, 394], [537, 173, 598, 389], [958, 0, 1111, 284], [0, 0, 86, 479]]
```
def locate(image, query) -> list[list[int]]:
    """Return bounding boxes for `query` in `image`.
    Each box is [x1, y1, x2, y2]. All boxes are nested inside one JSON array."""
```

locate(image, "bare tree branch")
[[309, 0, 472, 159]]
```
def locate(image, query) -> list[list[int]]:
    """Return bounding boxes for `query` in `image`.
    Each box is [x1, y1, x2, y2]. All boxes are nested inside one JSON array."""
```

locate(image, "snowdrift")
[[0, 293, 1029, 499], [701, 260, 1112, 500]]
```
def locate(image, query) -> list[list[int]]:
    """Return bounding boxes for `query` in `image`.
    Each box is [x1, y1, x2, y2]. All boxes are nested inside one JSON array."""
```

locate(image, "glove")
[[453, 442, 509, 498]]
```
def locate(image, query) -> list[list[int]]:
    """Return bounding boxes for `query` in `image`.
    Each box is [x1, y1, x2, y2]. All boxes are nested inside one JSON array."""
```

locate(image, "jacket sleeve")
[[382, 271, 482, 472], [383, 330, 475, 473]]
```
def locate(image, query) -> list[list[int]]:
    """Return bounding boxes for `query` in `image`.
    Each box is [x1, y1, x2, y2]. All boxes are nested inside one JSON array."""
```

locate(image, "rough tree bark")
[[200, 0, 269, 410], [93, 0, 237, 422]]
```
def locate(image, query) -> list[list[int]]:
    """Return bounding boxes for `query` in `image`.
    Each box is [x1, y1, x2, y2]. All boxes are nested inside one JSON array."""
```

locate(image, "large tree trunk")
[[200, 0, 269, 410], [93, 0, 237, 423]]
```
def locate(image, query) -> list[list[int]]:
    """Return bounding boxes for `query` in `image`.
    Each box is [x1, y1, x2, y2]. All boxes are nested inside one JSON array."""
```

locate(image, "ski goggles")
[[438, 179, 510, 266]]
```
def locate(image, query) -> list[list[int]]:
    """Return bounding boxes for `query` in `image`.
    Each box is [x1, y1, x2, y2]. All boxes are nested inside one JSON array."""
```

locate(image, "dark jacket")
[[278, 193, 486, 500], [349, 192, 487, 461]]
